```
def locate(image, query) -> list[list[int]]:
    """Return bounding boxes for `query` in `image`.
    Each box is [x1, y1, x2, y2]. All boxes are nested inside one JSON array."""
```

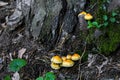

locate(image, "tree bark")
[[5, 0, 86, 52]]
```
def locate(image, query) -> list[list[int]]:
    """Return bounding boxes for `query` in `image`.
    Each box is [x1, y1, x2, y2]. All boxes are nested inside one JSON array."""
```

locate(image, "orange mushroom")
[[66, 54, 72, 59], [61, 59, 74, 67], [51, 62, 61, 70], [51, 55, 62, 64], [62, 56, 67, 61], [71, 53, 81, 61], [84, 13, 93, 20], [78, 11, 87, 16]]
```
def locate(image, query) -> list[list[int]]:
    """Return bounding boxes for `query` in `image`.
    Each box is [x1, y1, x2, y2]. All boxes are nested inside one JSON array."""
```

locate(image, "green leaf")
[[36, 77, 44, 80], [110, 17, 116, 23], [103, 15, 108, 21], [45, 72, 56, 80], [92, 22, 99, 26], [112, 12, 117, 17], [87, 21, 93, 28], [87, 22, 93, 28], [88, 21, 92, 25], [96, 25, 102, 28], [103, 22, 108, 27], [4, 75, 11, 80], [87, 25, 93, 28], [91, 21, 100, 28], [9, 59, 27, 72]]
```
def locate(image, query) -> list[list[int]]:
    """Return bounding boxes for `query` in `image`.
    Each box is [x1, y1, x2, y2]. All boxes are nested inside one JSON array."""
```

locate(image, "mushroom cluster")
[[50, 53, 80, 70], [78, 11, 93, 20]]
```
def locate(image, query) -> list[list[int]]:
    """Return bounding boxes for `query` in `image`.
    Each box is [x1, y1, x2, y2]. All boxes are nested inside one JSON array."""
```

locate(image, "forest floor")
[[0, 0, 120, 80]]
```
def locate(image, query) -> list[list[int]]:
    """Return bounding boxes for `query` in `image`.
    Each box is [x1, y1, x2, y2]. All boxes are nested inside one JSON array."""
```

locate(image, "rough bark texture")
[[5, 0, 86, 52]]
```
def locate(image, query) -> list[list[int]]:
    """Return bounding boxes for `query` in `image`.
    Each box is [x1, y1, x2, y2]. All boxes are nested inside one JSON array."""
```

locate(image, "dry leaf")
[[9, 53, 13, 61], [12, 72, 20, 80], [18, 48, 26, 58], [0, 1, 8, 6]]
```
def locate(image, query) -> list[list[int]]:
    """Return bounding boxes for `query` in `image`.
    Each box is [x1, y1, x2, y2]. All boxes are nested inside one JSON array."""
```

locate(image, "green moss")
[[78, 1, 120, 56], [79, 28, 95, 44], [96, 8, 120, 55], [85, 1, 120, 55], [97, 23, 120, 55], [86, 29, 95, 44]]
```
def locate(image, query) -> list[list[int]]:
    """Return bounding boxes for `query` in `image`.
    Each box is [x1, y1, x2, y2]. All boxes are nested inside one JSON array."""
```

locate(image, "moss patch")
[[79, 0, 120, 55], [96, 6, 120, 55], [97, 26, 120, 54]]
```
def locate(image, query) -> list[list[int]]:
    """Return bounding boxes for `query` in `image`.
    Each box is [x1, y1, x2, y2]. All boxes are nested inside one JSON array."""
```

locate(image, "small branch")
[[87, 2, 97, 12], [77, 45, 86, 80]]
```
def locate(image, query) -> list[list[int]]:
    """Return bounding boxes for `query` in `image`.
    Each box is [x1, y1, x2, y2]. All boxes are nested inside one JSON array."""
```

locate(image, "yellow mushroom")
[[84, 13, 93, 20], [50, 62, 61, 70], [78, 11, 87, 16], [71, 53, 80, 61], [66, 54, 72, 59], [61, 59, 74, 67], [51, 55, 63, 64], [62, 56, 67, 61]]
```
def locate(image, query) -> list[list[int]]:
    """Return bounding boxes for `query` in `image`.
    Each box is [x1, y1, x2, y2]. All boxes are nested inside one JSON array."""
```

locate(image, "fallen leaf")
[[9, 53, 13, 61], [0, 1, 8, 6], [18, 48, 26, 58], [12, 72, 20, 80]]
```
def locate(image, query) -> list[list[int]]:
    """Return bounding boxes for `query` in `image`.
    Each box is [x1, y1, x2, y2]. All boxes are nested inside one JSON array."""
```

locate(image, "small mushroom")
[[78, 11, 87, 16], [62, 56, 67, 61], [84, 13, 93, 20], [66, 54, 72, 59], [51, 62, 61, 70], [61, 60, 74, 67], [71, 53, 80, 61], [51, 55, 62, 64]]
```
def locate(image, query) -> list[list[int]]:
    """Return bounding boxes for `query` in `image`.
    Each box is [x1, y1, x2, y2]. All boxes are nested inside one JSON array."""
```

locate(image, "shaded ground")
[[0, 28, 120, 80]]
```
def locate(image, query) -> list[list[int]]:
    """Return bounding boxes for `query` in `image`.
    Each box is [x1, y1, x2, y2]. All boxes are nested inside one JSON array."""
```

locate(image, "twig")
[[87, 2, 97, 12], [48, 49, 62, 53], [77, 45, 86, 80]]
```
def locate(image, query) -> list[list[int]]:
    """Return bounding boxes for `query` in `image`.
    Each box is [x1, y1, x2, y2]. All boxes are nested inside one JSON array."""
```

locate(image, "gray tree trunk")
[[6, 0, 86, 52]]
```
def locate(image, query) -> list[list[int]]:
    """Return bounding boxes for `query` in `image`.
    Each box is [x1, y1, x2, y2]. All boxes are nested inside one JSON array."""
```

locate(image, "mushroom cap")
[[50, 62, 60, 70], [66, 54, 72, 59], [61, 59, 74, 67], [62, 56, 67, 61], [84, 13, 93, 20], [78, 11, 87, 16], [71, 53, 80, 61], [51, 55, 62, 64]]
